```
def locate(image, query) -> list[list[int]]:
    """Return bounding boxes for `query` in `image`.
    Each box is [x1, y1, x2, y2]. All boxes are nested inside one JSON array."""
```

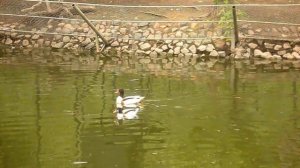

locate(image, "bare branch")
[[21, 1, 43, 13], [142, 12, 168, 18], [45, 0, 52, 12]]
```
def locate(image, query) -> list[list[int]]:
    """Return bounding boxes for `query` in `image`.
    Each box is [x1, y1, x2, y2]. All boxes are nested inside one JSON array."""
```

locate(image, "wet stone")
[[293, 45, 300, 53], [189, 45, 197, 54], [44, 41, 51, 47], [64, 43, 73, 49], [274, 45, 282, 51], [52, 42, 64, 49], [273, 55, 282, 59], [85, 42, 95, 50], [82, 38, 91, 46], [218, 51, 226, 57], [111, 41, 120, 47], [206, 44, 215, 52], [213, 39, 226, 50], [140, 43, 151, 51], [277, 50, 287, 56], [14, 39, 21, 44], [25, 35, 31, 38], [139, 58, 151, 64], [150, 51, 158, 58], [264, 42, 275, 49], [292, 52, 300, 59], [248, 43, 258, 49], [54, 35, 62, 40], [209, 50, 219, 57], [176, 42, 184, 47], [283, 53, 294, 60], [254, 49, 263, 57], [283, 42, 291, 49], [161, 45, 169, 51], [154, 48, 163, 53], [181, 48, 189, 54], [120, 28, 127, 34], [5, 38, 13, 45], [198, 45, 206, 52], [261, 52, 273, 59], [62, 36, 71, 43], [168, 49, 174, 55], [174, 47, 181, 55], [10, 33, 18, 38], [31, 34, 40, 40], [202, 38, 212, 45], [22, 39, 29, 47], [37, 39, 44, 46]]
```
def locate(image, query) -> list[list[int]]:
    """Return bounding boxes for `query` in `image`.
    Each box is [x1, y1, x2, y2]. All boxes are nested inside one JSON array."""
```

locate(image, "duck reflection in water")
[[114, 88, 144, 123]]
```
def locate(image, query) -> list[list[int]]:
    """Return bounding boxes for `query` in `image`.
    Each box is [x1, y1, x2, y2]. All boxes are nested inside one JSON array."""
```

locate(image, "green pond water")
[[0, 48, 300, 168]]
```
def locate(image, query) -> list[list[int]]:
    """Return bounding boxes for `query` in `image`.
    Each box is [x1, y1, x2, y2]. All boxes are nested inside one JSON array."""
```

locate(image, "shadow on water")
[[0, 46, 300, 168]]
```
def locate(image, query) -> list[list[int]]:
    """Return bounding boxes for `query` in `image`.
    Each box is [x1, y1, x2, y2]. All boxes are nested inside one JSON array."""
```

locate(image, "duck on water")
[[115, 88, 144, 119]]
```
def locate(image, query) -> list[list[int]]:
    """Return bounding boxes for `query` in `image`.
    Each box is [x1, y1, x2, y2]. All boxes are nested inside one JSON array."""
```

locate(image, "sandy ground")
[[70, 0, 300, 23]]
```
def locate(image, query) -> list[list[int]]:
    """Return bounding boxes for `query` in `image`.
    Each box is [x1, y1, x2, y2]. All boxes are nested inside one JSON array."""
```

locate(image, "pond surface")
[[0, 47, 300, 168]]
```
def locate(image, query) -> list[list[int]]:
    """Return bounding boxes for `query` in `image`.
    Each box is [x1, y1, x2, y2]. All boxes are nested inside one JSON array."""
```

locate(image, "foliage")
[[213, 0, 246, 36]]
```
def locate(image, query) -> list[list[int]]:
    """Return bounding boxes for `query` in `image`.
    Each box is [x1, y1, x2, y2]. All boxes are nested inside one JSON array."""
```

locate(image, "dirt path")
[[76, 0, 300, 23]]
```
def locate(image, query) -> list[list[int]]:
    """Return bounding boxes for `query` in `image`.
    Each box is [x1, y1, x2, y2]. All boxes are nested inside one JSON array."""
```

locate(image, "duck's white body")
[[123, 96, 145, 108], [116, 108, 140, 120]]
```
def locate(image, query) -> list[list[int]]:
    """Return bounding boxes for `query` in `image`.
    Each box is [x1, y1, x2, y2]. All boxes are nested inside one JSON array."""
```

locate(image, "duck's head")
[[115, 88, 124, 97]]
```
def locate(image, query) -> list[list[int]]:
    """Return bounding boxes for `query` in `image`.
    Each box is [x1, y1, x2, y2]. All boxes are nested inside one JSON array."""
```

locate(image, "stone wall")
[[234, 39, 300, 60], [0, 20, 300, 61]]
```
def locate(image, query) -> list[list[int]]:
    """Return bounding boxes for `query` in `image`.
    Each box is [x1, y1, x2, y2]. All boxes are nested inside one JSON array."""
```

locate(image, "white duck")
[[123, 96, 145, 108], [116, 107, 140, 120]]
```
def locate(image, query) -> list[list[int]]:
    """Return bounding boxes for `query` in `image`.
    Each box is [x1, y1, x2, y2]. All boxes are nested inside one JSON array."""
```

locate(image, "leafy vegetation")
[[213, 0, 246, 36]]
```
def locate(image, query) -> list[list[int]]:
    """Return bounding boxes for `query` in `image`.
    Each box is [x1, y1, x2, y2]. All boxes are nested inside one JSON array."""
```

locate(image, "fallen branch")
[[142, 12, 168, 18], [191, 13, 212, 20], [21, 1, 43, 13], [30, 8, 65, 17], [22, 1, 96, 17]]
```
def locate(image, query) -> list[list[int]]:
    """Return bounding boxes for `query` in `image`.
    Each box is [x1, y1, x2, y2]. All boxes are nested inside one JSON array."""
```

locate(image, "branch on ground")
[[142, 12, 168, 18], [21, 2, 43, 13], [22, 1, 96, 18]]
